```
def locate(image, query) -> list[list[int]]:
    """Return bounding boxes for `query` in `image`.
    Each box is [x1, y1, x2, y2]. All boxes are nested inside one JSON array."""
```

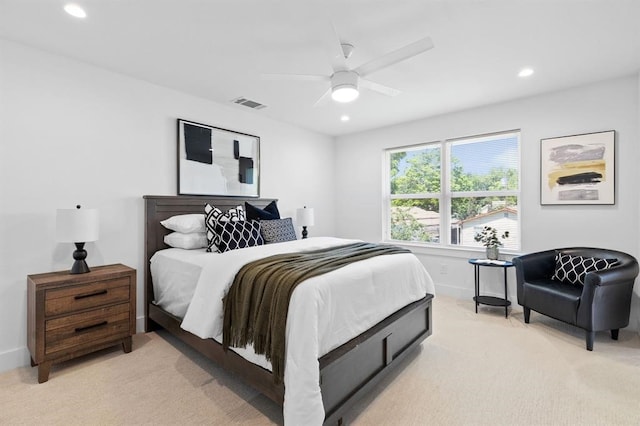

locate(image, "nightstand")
[[27, 264, 136, 383]]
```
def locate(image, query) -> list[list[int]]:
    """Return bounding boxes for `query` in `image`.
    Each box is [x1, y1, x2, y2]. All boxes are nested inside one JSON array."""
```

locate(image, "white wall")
[[335, 75, 640, 329], [0, 39, 335, 372]]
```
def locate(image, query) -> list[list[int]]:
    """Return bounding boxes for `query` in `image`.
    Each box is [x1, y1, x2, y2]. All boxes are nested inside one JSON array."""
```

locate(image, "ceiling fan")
[[261, 25, 434, 105]]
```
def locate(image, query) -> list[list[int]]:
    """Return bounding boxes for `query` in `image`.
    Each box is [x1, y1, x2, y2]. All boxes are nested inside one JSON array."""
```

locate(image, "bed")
[[144, 195, 434, 425]]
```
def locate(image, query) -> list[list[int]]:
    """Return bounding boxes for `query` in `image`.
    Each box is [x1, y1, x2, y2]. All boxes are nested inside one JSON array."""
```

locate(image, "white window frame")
[[383, 130, 521, 251]]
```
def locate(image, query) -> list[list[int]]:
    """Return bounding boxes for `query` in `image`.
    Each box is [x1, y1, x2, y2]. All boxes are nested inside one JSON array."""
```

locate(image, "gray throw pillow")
[[260, 218, 297, 244]]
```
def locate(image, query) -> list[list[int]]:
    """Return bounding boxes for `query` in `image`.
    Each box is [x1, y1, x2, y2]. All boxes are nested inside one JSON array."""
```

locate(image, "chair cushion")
[[552, 253, 617, 285], [523, 279, 583, 324]]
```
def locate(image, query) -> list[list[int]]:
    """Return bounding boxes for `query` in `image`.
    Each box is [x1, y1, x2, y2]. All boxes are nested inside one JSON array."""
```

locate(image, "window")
[[385, 131, 520, 250]]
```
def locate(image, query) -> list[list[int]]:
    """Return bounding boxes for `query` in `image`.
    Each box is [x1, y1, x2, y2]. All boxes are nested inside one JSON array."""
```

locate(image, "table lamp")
[[56, 205, 99, 274], [296, 206, 315, 239]]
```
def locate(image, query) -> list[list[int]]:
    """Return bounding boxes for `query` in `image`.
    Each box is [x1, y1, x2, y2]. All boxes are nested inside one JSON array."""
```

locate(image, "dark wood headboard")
[[143, 195, 277, 330]]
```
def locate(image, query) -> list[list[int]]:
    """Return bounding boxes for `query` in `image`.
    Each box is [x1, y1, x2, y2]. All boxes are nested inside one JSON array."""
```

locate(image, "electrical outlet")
[[440, 264, 448, 274]]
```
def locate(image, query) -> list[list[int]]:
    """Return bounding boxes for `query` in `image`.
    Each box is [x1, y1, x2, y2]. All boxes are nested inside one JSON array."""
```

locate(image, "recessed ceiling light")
[[518, 68, 534, 78], [64, 4, 87, 19], [340, 115, 350, 122]]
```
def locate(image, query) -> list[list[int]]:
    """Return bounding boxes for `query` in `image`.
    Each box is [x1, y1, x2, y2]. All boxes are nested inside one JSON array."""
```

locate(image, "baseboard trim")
[[136, 315, 146, 333], [434, 282, 474, 299], [0, 346, 31, 374], [434, 282, 523, 313]]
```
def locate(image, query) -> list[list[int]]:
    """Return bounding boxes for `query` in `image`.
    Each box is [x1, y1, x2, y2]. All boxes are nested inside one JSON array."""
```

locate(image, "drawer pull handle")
[[74, 290, 108, 300], [75, 321, 108, 333]]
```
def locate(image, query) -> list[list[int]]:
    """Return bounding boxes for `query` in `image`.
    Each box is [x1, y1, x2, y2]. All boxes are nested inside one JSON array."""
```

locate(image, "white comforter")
[[180, 237, 435, 425]]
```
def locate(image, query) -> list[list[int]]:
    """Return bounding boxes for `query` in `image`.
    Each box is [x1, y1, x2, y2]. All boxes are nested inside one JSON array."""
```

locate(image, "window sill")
[[384, 240, 523, 260]]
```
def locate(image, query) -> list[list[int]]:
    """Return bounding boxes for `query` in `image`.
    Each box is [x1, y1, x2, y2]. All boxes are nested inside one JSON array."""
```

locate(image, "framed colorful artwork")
[[540, 130, 615, 205]]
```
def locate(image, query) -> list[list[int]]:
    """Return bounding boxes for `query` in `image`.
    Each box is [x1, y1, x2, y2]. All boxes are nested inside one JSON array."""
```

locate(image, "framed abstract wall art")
[[540, 130, 615, 205], [177, 119, 260, 197]]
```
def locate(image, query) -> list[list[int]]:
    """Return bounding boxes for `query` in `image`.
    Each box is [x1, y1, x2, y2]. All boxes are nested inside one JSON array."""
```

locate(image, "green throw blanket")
[[222, 242, 410, 383]]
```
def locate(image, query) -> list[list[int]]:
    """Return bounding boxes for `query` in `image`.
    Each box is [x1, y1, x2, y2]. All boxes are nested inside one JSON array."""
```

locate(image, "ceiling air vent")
[[231, 97, 267, 110]]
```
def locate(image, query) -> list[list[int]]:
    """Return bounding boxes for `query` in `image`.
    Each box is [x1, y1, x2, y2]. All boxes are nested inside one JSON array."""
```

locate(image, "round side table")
[[468, 258, 514, 318]]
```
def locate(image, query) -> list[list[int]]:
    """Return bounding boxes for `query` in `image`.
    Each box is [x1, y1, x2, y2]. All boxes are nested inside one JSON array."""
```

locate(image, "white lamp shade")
[[56, 208, 99, 243], [296, 207, 315, 227]]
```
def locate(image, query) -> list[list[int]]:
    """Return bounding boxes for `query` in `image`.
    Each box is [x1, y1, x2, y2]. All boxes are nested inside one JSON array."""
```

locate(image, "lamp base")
[[301, 226, 308, 239], [70, 242, 91, 274]]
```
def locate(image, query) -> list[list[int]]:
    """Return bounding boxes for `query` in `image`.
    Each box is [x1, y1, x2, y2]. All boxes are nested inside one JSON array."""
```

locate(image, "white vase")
[[486, 247, 499, 260]]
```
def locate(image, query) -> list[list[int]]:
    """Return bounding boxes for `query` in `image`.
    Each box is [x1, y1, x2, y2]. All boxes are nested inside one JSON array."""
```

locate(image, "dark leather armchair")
[[513, 248, 638, 351]]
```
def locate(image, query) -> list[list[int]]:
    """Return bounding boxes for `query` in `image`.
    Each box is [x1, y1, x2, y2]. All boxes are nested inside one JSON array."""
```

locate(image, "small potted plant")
[[474, 226, 509, 260]]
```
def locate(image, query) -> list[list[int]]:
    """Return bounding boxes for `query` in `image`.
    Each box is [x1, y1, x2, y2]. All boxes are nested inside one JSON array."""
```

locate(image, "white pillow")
[[160, 214, 205, 234], [163, 232, 207, 250]]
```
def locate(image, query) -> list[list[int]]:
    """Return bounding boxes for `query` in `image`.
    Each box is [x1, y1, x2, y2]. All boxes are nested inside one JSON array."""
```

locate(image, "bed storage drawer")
[[320, 295, 433, 422]]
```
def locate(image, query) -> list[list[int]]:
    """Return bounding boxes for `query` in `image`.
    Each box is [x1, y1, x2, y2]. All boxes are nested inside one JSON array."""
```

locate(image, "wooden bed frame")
[[144, 195, 433, 425]]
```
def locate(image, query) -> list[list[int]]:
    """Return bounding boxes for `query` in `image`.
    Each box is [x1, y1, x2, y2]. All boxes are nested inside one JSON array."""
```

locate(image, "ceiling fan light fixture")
[[330, 70, 359, 103], [331, 85, 359, 103]]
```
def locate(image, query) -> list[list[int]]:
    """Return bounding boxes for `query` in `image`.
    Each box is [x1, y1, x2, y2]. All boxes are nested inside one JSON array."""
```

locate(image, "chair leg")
[[611, 329, 619, 340], [586, 331, 595, 351], [523, 307, 530, 323]]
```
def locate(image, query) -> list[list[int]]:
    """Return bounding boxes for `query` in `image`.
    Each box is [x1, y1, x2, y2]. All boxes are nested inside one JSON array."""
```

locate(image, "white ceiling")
[[1, 0, 639, 137]]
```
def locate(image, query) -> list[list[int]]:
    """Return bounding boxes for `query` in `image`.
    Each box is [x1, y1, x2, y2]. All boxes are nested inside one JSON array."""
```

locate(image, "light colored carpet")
[[2, 295, 640, 425]]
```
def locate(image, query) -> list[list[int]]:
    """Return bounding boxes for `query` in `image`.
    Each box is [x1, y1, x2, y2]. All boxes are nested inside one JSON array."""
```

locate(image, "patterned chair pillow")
[[204, 204, 246, 252], [216, 220, 264, 252], [260, 218, 297, 244], [552, 253, 618, 285]]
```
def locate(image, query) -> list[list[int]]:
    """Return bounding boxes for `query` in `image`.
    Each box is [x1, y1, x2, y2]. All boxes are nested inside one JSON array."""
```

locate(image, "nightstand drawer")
[[45, 277, 130, 316], [45, 303, 130, 355]]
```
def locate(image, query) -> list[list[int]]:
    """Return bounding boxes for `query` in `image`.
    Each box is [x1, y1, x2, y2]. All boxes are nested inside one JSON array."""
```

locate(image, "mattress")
[[150, 236, 435, 425]]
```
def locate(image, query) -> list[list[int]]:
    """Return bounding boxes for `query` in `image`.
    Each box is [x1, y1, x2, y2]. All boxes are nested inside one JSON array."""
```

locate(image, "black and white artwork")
[[177, 119, 260, 197], [540, 130, 614, 205]]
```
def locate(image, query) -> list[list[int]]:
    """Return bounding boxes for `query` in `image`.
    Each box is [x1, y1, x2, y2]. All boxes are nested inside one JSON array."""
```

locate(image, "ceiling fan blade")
[[313, 87, 332, 107], [354, 36, 434, 77], [360, 78, 401, 97], [260, 73, 329, 82], [324, 21, 348, 72]]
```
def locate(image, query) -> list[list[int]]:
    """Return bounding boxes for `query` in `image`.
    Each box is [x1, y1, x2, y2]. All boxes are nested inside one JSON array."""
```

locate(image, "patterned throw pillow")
[[216, 220, 264, 252], [204, 204, 246, 252], [260, 218, 297, 244], [552, 253, 618, 285]]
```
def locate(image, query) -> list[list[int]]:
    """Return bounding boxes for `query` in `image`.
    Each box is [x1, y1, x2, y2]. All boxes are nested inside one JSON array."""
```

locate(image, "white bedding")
[[151, 237, 435, 425], [150, 248, 210, 318]]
